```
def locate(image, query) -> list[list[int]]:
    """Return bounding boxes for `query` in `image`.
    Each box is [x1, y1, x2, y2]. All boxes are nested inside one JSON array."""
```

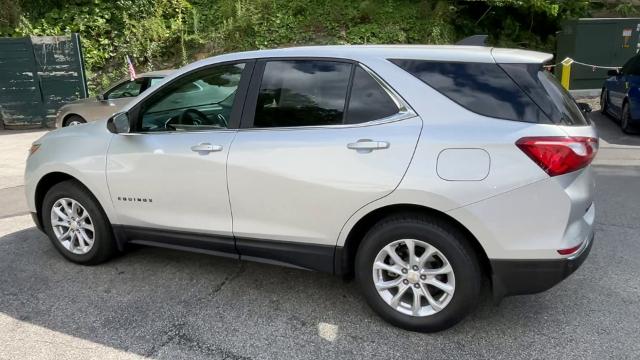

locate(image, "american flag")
[[125, 55, 137, 81]]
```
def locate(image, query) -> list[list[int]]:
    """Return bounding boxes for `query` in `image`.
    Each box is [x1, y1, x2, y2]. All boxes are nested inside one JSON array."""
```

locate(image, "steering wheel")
[[217, 114, 228, 127], [179, 108, 210, 125], [121, 91, 135, 97]]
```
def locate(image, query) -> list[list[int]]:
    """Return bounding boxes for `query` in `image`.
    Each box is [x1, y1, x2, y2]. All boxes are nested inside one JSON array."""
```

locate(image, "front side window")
[[138, 63, 245, 132], [105, 79, 145, 99], [253, 60, 352, 128]]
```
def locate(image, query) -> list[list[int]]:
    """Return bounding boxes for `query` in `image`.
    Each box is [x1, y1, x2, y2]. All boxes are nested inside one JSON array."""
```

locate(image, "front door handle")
[[347, 139, 390, 153], [191, 143, 223, 153]]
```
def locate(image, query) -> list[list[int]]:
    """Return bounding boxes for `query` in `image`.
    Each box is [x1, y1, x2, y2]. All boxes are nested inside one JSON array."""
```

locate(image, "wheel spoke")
[[61, 200, 73, 217], [417, 246, 435, 267], [405, 239, 417, 267], [375, 278, 402, 290], [80, 221, 94, 232], [383, 244, 408, 268], [420, 283, 443, 311], [411, 287, 422, 316], [53, 207, 69, 221], [59, 228, 72, 241], [77, 231, 87, 248], [70, 201, 78, 218], [422, 263, 452, 276], [52, 220, 69, 227], [79, 230, 93, 246], [425, 278, 454, 295], [373, 261, 404, 276], [389, 284, 409, 308]]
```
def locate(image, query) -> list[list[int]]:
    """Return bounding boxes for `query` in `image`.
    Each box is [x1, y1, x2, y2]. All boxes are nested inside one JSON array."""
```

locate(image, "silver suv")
[[25, 46, 597, 332]]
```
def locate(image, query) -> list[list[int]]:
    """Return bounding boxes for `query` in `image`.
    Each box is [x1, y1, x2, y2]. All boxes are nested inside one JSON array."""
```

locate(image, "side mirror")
[[577, 102, 592, 113], [607, 69, 620, 76], [96, 94, 106, 102], [106, 112, 131, 134]]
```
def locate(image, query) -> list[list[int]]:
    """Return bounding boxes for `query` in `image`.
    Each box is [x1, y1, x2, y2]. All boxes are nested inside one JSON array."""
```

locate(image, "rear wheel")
[[355, 214, 481, 332], [622, 102, 635, 134], [64, 115, 86, 127], [42, 180, 116, 265]]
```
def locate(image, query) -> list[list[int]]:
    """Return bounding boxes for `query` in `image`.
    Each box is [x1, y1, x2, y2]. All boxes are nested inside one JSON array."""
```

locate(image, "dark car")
[[601, 55, 640, 133]]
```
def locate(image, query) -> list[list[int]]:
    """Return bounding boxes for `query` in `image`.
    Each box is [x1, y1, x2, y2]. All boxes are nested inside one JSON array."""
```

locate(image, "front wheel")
[[355, 214, 482, 332], [600, 89, 609, 115], [622, 102, 635, 134], [42, 180, 116, 265]]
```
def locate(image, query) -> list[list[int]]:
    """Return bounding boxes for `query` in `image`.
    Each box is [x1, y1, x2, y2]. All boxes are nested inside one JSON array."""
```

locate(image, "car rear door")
[[106, 61, 253, 254], [226, 59, 421, 270]]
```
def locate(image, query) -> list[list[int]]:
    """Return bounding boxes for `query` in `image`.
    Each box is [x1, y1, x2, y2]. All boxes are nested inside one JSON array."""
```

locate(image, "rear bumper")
[[491, 231, 594, 300]]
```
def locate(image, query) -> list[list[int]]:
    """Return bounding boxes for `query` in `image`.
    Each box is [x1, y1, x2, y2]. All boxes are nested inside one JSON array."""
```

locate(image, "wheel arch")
[[34, 172, 101, 230], [62, 113, 86, 126], [336, 203, 491, 282]]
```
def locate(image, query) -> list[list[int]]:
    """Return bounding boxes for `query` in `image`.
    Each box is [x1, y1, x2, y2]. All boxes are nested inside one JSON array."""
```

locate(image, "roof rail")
[[455, 35, 488, 46]]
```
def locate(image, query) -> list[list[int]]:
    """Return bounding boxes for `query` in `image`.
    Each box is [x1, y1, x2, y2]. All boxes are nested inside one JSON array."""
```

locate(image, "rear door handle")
[[347, 139, 390, 153], [191, 143, 223, 153]]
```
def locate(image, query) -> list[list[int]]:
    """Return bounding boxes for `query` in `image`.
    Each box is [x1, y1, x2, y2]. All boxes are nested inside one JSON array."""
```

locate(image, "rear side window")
[[390, 59, 550, 123], [254, 60, 351, 127], [345, 67, 399, 124], [500, 63, 588, 126]]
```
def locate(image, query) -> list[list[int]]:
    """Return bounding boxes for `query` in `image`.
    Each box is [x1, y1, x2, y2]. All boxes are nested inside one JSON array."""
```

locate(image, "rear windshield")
[[390, 59, 588, 126]]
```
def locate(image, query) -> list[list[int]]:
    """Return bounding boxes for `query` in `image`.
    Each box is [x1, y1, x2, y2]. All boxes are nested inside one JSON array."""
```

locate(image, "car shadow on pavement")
[[591, 111, 640, 146], [0, 224, 634, 359]]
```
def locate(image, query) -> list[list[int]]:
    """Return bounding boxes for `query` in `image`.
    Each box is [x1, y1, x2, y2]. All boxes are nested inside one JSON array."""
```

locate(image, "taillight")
[[516, 136, 598, 177]]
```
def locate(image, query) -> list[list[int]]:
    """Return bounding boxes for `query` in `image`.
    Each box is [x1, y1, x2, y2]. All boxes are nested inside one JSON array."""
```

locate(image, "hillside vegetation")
[[1, 0, 637, 94]]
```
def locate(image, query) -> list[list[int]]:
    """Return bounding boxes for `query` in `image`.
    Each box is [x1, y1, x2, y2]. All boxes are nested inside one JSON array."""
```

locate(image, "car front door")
[[608, 56, 638, 114], [227, 59, 422, 271], [106, 61, 253, 253]]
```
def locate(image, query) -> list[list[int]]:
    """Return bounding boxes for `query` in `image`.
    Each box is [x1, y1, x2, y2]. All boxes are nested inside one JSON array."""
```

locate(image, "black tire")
[[64, 115, 86, 127], [355, 214, 481, 332], [600, 89, 609, 116], [621, 102, 635, 134], [42, 180, 116, 265]]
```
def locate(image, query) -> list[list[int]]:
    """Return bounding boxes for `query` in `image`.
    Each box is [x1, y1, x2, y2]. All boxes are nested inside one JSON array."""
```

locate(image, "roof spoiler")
[[455, 35, 488, 46]]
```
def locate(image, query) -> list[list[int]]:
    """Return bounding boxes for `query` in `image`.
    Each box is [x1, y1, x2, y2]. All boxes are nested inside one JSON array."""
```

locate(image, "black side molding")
[[236, 237, 335, 273], [113, 225, 336, 273]]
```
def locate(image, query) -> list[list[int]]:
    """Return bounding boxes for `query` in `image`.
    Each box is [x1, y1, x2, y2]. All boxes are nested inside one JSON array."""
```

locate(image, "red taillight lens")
[[557, 242, 583, 255], [516, 136, 598, 177]]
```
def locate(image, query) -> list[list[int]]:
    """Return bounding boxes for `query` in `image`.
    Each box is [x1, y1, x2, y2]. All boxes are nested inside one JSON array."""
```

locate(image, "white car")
[[25, 45, 597, 332]]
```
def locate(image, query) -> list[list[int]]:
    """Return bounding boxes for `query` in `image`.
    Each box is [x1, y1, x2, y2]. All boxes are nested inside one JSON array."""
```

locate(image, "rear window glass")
[[390, 59, 551, 124], [345, 67, 399, 124], [500, 63, 588, 126]]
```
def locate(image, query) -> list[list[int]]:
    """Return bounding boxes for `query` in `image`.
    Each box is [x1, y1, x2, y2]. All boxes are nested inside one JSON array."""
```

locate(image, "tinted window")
[[148, 77, 165, 87], [621, 56, 638, 75], [139, 63, 245, 132], [253, 60, 352, 127], [390, 59, 549, 123], [627, 56, 640, 76], [106, 79, 145, 99], [345, 67, 399, 124], [500, 63, 588, 126]]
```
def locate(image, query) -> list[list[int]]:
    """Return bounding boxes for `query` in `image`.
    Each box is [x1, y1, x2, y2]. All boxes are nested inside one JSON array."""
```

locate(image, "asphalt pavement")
[[0, 112, 639, 359]]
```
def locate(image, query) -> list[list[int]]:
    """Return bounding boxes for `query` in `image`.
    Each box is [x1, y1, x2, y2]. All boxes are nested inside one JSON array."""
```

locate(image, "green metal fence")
[[0, 34, 87, 128]]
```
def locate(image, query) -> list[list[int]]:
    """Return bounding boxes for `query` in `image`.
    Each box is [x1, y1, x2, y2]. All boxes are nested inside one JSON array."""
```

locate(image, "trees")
[[1, 0, 635, 94]]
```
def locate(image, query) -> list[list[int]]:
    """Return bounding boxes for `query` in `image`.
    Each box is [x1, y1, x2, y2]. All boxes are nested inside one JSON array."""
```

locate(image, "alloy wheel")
[[50, 198, 95, 254], [372, 239, 455, 317]]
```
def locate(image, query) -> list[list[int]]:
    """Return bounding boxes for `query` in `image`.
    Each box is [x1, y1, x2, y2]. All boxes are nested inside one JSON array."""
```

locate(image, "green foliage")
[[4, 0, 638, 94]]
